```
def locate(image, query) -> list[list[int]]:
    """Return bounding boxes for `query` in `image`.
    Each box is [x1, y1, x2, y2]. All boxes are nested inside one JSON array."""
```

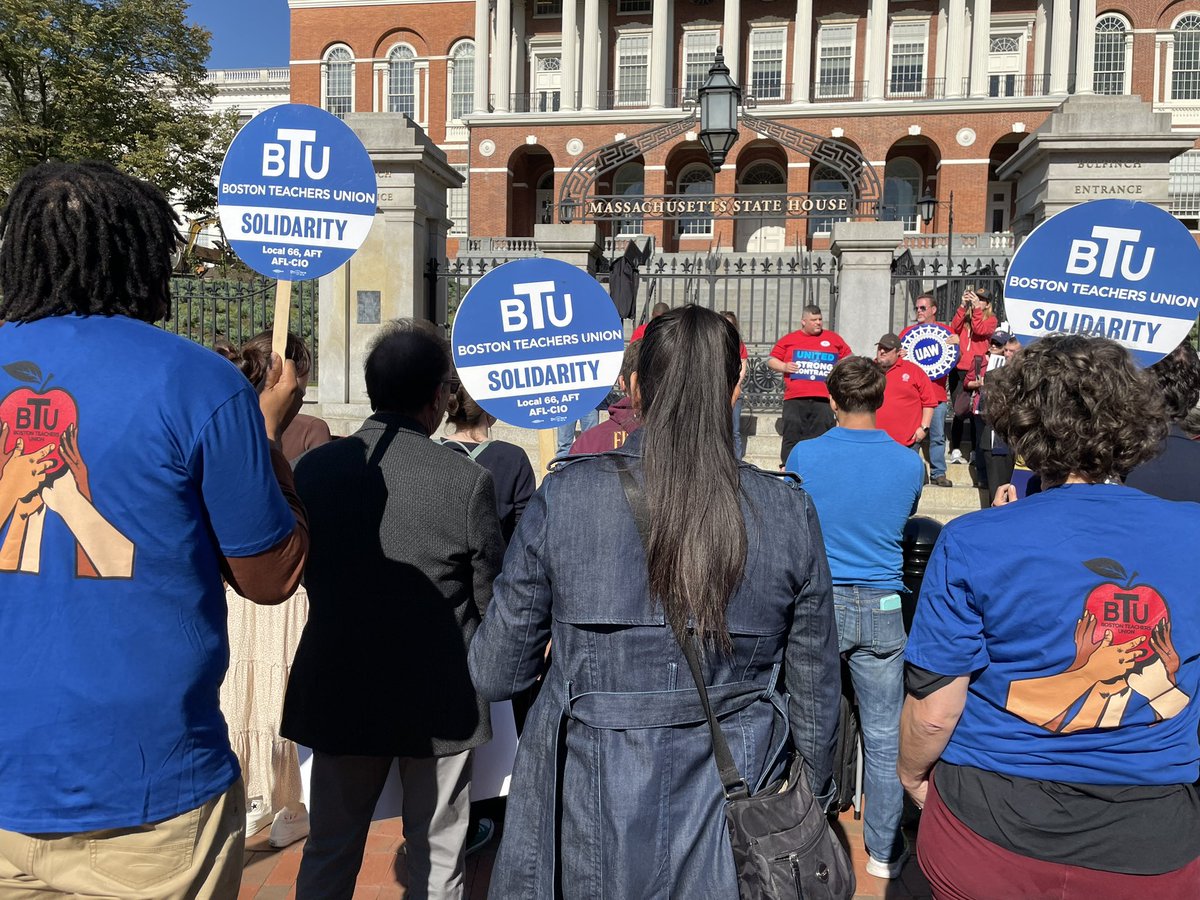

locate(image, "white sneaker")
[[246, 796, 272, 837], [949, 449, 964, 464], [268, 804, 310, 848], [865, 851, 909, 880]]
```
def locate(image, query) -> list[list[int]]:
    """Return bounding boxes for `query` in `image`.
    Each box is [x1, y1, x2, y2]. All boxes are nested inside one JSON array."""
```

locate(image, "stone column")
[[1049, 0, 1071, 94], [650, 0, 671, 108], [581, 0, 600, 111], [473, 0, 489, 113], [946, 0, 968, 97], [1074, 0, 1096, 95], [866, 0, 888, 101], [829, 221, 904, 355], [723, 0, 742, 83], [494, 0, 512, 112], [792, 0, 813, 102], [317, 114, 462, 430], [969, 0, 992, 97], [562, 0, 579, 110]]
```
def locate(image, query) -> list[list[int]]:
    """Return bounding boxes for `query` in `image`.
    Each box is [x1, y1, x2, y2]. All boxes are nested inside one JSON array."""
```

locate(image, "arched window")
[[810, 161, 851, 235], [1173, 14, 1200, 100], [449, 41, 475, 121], [677, 165, 714, 236], [739, 162, 785, 187], [323, 46, 353, 117], [388, 45, 417, 117], [1093, 14, 1129, 95], [614, 162, 645, 236], [883, 157, 922, 231]]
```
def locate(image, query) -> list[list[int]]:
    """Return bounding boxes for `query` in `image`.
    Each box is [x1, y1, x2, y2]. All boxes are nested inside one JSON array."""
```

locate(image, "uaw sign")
[[452, 259, 624, 428], [1005, 200, 1200, 366], [585, 193, 851, 221], [901, 324, 959, 381], [218, 103, 377, 280]]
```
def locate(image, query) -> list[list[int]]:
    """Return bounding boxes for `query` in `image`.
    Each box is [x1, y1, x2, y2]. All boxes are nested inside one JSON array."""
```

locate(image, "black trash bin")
[[901, 516, 944, 633]]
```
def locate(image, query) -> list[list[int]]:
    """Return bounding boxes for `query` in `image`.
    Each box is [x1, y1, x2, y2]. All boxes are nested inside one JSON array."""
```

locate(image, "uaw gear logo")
[[901, 324, 958, 381]]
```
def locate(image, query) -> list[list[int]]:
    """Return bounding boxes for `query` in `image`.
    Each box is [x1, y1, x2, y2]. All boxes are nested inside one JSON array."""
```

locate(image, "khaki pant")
[[0, 779, 245, 899]]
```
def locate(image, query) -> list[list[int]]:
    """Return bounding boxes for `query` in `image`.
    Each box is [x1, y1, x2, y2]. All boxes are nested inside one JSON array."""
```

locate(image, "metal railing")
[[163, 277, 320, 382], [506, 91, 562, 112], [889, 252, 1009, 337], [810, 80, 868, 103], [960, 73, 1056, 98], [886, 76, 945, 101]]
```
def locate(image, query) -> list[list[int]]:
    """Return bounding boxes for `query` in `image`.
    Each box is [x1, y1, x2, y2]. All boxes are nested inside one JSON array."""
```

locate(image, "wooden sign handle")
[[272, 280, 292, 360]]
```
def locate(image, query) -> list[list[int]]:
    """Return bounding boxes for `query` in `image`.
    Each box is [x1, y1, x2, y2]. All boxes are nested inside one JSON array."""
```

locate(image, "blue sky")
[[188, 0, 291, 69]]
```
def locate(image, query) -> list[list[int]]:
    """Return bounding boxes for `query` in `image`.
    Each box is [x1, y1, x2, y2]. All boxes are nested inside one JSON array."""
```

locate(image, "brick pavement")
[[239, 802, 930, 899]]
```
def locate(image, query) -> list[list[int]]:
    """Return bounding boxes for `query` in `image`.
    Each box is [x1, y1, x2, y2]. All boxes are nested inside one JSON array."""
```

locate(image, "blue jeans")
[[833, 584, 907, 864], [731, 396, 744, 459], [928, 400, 948, 478], [556, 409, 600, 456]]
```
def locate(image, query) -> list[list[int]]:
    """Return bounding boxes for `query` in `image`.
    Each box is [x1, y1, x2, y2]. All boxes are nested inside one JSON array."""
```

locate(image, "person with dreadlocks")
[[0, 161, 309, 898]]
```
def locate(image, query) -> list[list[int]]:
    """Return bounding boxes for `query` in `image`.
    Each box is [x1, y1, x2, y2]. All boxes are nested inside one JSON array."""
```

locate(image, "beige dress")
[[220, 584, 308, 813]]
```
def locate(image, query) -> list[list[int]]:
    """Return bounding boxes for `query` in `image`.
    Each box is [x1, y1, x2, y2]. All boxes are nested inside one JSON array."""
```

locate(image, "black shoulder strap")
[[615, 458, 749, 800]]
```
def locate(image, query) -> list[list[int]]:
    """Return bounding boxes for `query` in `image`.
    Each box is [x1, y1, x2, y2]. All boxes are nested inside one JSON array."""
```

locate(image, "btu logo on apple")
[[0, 361, 78, 475]]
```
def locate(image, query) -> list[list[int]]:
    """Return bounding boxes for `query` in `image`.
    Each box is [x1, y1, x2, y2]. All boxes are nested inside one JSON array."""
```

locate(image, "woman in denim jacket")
[[469, 305, 840, 899]]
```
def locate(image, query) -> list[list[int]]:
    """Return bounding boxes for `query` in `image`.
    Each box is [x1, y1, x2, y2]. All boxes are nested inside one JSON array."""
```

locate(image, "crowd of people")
[[0, 160, 1198, 900]]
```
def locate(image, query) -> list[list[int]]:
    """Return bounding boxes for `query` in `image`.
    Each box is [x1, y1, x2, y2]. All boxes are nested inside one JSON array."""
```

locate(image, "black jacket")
[[281, 414, 505, 757]]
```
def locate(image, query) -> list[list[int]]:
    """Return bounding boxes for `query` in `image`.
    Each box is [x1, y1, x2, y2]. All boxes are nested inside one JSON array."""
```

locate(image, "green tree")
[[0, 0, 232, 213]]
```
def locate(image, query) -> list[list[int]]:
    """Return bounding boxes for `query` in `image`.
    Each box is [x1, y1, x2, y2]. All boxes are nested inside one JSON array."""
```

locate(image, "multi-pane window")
[[1173, 14, 1200, 99], [683, 30, 720, 100], [1093, 16, 1128, 95], [618, 0, 652, 12], [450, 42, 474, 121], [534, 1, 562, 15], [888, 21, 926, 96], [1169, 150, 1200, 228], [816, 24, 855, 99], [324, 46, 353, 117], [388, 45, 416, 117], [883, 157, 922, 231], [616, 34, 650, 105], [988, 34, 1022, 97], [749, 28, 786, 100], [614, 163, 645, 236], [449, 165, 468, 236], [677, 166, 714, 236], [810, 162, 851, 234]]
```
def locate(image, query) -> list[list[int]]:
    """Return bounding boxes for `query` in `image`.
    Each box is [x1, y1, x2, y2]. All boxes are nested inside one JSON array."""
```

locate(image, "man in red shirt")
[[630, 302, 669, 341], [899, 293, 956, 487], [874, 333, 936, 449], [769, 305, 852, 464]]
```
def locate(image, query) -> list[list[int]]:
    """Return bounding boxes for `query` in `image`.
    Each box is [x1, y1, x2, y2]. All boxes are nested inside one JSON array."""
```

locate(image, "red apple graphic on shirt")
[[0, 361, 78, 475], [1082, 558, 1168, 663]]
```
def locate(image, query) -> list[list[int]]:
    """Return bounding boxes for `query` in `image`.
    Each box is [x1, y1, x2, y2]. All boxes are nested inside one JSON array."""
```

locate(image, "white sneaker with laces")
[[949, 449, 965, 464], [268, 804, 310, 848], [246, 796, 272, 837], [865, 851, 909, 880]]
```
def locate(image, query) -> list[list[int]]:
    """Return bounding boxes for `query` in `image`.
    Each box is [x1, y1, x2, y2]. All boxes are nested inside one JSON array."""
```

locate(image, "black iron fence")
[[162, 276, 320, 381], [433, 252, 837, 410], [889, 251, 1009, 336]]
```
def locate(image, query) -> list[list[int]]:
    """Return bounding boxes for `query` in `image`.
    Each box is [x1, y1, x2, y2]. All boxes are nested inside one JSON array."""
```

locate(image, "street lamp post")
[[917, 189, 954, 300], [697, 47, 742, 172]]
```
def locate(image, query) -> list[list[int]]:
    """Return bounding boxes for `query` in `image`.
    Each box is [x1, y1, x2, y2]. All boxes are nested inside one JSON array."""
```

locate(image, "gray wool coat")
[[281, 413, 505, 757]]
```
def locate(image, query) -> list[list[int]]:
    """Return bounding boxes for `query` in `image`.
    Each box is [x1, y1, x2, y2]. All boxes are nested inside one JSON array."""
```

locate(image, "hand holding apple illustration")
[[0, 362, 78, 476], [0, 420, 56, 504]]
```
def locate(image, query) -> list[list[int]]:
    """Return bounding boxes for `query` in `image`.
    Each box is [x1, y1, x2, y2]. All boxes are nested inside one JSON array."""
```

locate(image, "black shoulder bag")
[[616, 460, 855, 900]]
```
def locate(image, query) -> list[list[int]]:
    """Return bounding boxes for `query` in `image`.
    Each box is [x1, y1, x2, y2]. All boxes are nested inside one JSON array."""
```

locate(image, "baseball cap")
[[876, 333, 901, 350], [990, 330, 1011, 346]]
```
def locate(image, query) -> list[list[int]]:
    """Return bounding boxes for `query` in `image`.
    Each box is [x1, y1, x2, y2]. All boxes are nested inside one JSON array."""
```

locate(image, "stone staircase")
[[483, 412, 988, 525]]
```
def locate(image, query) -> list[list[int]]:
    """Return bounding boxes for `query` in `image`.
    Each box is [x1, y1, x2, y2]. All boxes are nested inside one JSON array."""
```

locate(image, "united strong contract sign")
[[1004, 200, 1200, 366], [452, 259, 624, 428], [218, 104, 377, 280]]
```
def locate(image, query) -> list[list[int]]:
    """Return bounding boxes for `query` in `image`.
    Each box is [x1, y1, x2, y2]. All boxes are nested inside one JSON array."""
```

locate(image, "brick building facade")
[[288, 0, 1200, 256]]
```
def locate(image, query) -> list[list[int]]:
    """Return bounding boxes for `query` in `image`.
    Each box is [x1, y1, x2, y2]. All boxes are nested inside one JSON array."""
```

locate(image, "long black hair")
[[637, 305, 746, 652], [0, 161, 179, 323]]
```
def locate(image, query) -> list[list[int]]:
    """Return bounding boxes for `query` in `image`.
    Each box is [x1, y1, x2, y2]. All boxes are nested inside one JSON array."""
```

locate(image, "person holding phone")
[[948, 288, 997, 467]]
